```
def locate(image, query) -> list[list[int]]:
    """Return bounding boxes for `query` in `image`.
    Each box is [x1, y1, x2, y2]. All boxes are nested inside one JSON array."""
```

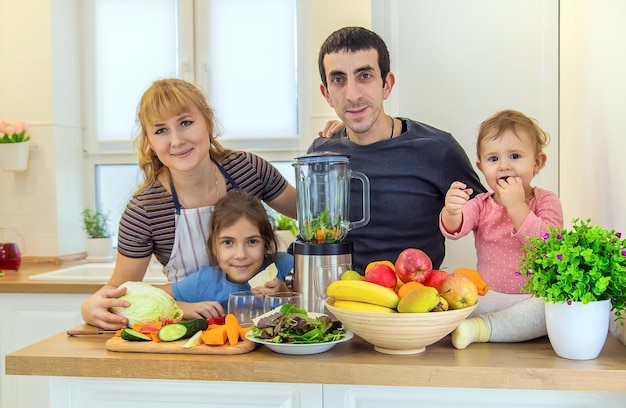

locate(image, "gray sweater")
[[308, 118, 486, 273]]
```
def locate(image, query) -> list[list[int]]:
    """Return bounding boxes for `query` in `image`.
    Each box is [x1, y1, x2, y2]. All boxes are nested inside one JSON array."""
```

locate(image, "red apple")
[[422, 269, 449, 292], [394, 248, 433, 284], [363, 263, 397, 288]]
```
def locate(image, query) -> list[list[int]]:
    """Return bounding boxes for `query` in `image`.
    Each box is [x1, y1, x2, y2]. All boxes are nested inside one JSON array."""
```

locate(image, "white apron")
[[162, 161, 239, 282]]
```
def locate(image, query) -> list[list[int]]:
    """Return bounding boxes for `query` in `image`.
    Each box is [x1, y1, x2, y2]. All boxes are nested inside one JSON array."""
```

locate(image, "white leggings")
[[469, 290, 547, 342]]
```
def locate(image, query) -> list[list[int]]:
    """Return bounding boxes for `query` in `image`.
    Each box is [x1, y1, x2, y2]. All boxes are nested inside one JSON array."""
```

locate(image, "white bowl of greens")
[[246, 304, 353, 355]]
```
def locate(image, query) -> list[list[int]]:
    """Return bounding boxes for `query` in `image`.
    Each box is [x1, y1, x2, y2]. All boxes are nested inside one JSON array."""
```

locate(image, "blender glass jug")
[[293, 152, 370, 243]]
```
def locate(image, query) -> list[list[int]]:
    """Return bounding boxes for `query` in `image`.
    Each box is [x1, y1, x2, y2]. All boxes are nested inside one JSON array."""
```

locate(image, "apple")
[[394, 248, 433, 284], [422, 269, 449, 292], [363, 263, 397, 288], [439, 272, 478, 309]]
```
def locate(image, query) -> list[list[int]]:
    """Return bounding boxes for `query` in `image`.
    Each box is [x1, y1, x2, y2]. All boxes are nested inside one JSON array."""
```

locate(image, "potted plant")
[[82, 208, 113, 261], [268, 208, 298, 252], [0, 119, 31, 171], [518, 218, 626, 359]]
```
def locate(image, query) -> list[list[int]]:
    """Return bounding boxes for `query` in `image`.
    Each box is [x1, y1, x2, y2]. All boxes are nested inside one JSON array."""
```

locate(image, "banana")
[[431, 295, 449, 312], [333, 300, 397, 313], [327, 280, 400, 308]]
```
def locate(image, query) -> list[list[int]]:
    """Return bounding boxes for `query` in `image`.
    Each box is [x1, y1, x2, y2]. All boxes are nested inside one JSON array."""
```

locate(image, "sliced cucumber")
[[158, 323, 188, 342], [120, 328, 152, 341], [179, 318, 209, 335]]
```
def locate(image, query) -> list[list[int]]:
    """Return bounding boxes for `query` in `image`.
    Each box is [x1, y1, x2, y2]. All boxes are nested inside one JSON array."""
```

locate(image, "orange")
[[397, 281, 425, 299], [365, 260, 396, 274]]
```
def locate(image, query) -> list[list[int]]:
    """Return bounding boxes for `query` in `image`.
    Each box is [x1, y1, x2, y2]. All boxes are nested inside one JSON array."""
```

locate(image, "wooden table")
[[6, 324, 626, 392]]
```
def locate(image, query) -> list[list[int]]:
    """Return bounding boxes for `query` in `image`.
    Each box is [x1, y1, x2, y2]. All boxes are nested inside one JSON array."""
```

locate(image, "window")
[[82, 0, 304, 239]]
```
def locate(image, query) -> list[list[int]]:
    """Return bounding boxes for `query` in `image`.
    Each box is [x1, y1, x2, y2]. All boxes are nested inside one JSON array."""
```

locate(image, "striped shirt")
[[118, 151, 288, 266]]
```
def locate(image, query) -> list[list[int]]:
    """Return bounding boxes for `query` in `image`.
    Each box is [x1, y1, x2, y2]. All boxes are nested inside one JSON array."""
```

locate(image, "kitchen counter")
[[0, 262, 104, 294], [6, 323, 626, 392]]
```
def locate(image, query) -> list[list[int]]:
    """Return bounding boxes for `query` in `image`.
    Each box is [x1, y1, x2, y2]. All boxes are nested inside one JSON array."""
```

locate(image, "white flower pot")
[[85, 237, 113, 262], [545, 299, 611, 360], [0, 141, 30, 171], [275, 230, 296, 252]]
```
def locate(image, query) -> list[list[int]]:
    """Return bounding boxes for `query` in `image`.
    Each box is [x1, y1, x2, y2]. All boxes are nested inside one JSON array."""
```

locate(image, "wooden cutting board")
[[106, 336, 256, 355]]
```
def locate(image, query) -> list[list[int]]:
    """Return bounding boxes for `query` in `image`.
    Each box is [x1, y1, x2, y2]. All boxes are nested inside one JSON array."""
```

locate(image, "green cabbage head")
[[111, 281, 184, 327]]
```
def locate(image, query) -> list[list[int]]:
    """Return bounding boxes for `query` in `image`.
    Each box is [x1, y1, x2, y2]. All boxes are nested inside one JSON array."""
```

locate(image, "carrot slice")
[[239, 326, 251, 340], [225, 314, 241, 346], [202, 326, 227, 345]]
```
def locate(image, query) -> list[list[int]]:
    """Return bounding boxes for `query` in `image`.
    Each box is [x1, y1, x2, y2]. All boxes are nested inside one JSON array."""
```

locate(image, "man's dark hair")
[[318, 26, 390, 88]]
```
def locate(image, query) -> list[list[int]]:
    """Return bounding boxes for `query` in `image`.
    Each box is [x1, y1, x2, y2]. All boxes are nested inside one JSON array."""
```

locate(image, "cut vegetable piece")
[[178, 318, 209, 335], [182, 330, 204, 348], [202, 326, 228, 345], [120, 328, 152, 341], [239, 326, 252, 340], [158, 323, 188, 342], [225, 314, 241, 346]]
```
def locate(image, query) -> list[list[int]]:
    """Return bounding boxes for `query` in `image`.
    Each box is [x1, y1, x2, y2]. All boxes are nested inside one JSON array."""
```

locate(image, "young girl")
[[160, 191, 293, 319], [440, 109, 563, 349]]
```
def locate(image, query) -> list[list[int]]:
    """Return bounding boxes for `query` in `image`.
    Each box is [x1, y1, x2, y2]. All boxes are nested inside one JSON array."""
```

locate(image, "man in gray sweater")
[[309, 26, 485, 273]]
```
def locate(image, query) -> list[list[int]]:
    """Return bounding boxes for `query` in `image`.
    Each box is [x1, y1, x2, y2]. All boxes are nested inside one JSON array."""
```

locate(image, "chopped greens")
[[301, 209, 343, 243], [249, 304, 348, 344]]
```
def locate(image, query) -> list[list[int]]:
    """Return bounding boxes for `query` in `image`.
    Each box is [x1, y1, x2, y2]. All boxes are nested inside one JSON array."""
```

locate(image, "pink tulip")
[[4, 125, 14, 136], [13, 122, 23, 134]]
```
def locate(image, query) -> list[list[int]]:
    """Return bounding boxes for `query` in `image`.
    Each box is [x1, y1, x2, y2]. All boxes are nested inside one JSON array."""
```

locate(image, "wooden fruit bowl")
[[325, 297, 477, 355]]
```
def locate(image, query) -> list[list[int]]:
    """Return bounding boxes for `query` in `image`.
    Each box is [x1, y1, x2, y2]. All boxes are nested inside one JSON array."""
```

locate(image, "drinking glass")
[[263, 292, 303, 313], [313, 264, 350, 307], [227, 291, 265, 327], [0, 227, 22, 272]]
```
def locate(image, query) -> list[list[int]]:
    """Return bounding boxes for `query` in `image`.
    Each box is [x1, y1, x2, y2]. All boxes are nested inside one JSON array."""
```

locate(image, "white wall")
[[560, 0, 626, 233], [372, 0, 559, 271], [0, 0, 84, 259]]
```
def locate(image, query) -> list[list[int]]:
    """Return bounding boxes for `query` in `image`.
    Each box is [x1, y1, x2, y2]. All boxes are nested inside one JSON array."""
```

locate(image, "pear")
[[340, 270, 364, 281], [397, 286, 440, 313]]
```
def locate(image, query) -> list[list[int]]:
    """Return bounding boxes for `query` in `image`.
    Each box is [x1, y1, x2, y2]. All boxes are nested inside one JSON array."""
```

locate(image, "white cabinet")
[[0, 293, 88, 408], [49, 377, 322, 408], [46, 379, 626, 408], [324, 385, 626, 408]]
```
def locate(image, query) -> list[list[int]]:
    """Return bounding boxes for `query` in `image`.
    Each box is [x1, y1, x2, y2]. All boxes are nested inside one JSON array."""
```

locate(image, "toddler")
[[440, 109, 563, 349]]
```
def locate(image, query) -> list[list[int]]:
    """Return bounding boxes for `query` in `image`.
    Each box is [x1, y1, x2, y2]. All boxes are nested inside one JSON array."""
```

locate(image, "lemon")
[[182, 330, 204, 348]]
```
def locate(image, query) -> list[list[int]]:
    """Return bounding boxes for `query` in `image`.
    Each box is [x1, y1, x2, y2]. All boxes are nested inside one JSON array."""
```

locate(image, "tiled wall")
[[0, 124, 85, 258]]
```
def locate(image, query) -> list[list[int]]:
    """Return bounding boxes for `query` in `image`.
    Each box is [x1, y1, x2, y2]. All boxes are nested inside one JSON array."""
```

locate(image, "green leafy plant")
[[518, 218, 626, 322], [267, 208, 298, 236], [0, 119, 31, 143], [82, 208, 111, 238]]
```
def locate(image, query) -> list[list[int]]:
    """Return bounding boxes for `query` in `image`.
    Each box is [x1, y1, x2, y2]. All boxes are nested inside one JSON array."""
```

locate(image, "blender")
[[289, 152, 370, 313]]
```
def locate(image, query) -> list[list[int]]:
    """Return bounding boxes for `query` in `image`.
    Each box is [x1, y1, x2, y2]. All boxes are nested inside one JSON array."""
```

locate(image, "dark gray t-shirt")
[[308, 118, 486, 273]]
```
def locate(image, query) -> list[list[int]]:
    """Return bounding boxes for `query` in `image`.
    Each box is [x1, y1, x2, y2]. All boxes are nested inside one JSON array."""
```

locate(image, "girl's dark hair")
[[207, 191, 278, 266]]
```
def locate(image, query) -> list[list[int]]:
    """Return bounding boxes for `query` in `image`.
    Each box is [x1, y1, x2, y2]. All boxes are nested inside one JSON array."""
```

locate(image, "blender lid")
[[294, 152, 350, 163]]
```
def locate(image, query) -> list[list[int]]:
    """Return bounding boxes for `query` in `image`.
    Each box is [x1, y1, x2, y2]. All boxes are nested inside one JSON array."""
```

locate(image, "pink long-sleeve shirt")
[[439, 187, 563, 293]]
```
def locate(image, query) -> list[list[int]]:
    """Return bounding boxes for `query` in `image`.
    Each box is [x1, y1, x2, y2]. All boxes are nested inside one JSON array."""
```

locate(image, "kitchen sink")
[[29, 262, 167, 284]]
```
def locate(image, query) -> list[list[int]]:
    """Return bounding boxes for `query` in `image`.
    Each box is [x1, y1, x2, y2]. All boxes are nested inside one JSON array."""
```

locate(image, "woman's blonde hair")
[[134, 78, 232, 192], [477, 109, 550, 159]]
